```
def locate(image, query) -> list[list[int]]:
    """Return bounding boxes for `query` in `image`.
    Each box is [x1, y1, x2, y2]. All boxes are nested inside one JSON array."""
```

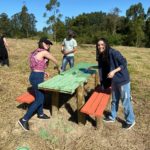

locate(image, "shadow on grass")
[[16, 87, 78, 122], [16, 86, 113, 127]]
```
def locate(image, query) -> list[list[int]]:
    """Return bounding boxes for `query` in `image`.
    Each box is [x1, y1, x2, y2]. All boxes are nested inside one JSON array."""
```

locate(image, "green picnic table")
[[38, 62, 99, 123]]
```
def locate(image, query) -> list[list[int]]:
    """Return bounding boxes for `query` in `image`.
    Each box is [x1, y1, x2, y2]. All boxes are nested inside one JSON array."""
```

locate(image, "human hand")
[[107, 70, 115, 78], [44, 72, 50, 78], [54, 65, 61, 74], [57, 67, 62, 74]]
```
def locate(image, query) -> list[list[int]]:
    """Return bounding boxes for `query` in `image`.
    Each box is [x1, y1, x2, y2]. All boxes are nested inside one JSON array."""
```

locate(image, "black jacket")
[[97, 48, 130, 88]]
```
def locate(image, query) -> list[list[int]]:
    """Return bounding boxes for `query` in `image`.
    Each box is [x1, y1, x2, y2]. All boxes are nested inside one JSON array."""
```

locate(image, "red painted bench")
[[81, 87, 111, 128], [16, 91, 35, 104]]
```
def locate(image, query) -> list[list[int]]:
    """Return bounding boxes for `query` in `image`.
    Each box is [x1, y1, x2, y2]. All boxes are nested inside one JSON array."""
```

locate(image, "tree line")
[[0, 2, 150, 47], [0, 5, 37, 38]]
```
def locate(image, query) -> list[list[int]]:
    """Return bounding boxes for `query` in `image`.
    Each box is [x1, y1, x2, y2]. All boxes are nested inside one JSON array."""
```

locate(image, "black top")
[[97, 48, 130, 88], [0, 36, 8, 59]]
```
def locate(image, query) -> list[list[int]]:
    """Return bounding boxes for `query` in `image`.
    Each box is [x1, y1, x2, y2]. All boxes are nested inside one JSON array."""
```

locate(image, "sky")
[[0, 0, 150, 31]]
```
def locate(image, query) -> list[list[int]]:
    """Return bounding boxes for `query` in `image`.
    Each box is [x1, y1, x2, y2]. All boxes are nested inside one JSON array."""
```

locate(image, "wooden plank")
[[95, 71, 99, 87], [96, 117, 103, 129], [16, 92, 35, 104], [80, 91, 99, 114], [87, 92, 104, 115], [51, 92, 59, 116], [80, 92, 105, 115], [77, 85, 86, 124], [94, 93, 110, 117], [38, 62, 97, 94]]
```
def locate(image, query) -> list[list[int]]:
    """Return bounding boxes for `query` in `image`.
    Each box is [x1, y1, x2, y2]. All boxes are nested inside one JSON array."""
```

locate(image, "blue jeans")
[[109, 82, 135, 124], [61, 56, 74, 72], [23, 72, 45, 121]]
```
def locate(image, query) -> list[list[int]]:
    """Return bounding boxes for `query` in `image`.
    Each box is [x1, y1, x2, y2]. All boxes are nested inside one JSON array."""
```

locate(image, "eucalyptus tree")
[[126, 3, 145, 47], [11, 5, 37, 38], [11, 13, 22, 37], [106, 7, 121, 35], [44, 0, 62, 42], [20, 5, 37, 37], [0, 13, 11, 36]]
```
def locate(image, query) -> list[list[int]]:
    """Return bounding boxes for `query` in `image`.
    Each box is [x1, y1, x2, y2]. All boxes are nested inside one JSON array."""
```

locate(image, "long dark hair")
[[38, 42, 50, 52], [96, 38, 110, 65]]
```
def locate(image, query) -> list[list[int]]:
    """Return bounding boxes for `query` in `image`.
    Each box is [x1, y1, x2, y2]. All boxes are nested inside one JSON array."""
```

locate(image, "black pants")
[[0, 58, 9, 66]]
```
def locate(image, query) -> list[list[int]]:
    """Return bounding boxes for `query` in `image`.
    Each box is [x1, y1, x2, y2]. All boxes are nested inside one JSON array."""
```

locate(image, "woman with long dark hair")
[[96, 38, 135, 130]]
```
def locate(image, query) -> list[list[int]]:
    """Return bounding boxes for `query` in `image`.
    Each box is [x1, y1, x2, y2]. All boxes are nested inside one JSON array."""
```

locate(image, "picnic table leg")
[[96, 117, 103, 129], [77, 85, 86, 124], [95, 71, 99, 87], [51, 91, 59, 116], [96, 95, 111, 129]]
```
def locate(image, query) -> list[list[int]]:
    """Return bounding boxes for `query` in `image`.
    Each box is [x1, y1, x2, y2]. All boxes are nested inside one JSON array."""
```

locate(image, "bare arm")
[[43, 51, 59, 67], [63, 47, 77, 55], [3, 37, 10, 52], [3, 37, 9, 47]]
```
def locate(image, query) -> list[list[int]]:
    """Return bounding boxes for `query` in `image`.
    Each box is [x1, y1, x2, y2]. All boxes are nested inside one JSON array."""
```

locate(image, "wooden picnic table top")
[[38, 62, 97, 94]]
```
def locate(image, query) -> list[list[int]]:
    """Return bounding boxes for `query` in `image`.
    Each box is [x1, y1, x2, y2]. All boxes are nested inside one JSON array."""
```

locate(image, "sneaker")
[[18, 118, 29, 131], [103, 116, 115, 123], [37, 114, 50, 119], [123, 121, 135, 130]]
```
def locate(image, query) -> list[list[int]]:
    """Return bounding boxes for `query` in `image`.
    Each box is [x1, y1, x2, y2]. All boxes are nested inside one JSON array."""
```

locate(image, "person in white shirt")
[[61, 30, 77, 71]]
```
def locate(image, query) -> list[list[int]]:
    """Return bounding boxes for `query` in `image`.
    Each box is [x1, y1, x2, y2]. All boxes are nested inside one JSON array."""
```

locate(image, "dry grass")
[[0, 39, 149, 150]]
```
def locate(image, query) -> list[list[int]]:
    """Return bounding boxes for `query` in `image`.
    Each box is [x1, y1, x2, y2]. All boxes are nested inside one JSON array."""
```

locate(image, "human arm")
[[3, 37, 9, 50], [43, 51, 60, 73], [107, 67, 121, 78], [43, 51, 58, 65], [44, 72, 50, 78], [107, 50, 127, 78], [3, 37, 8, 46], [115, 50, 127, 70], [61, 45, 65, 54], [63, 47, 77, 55]]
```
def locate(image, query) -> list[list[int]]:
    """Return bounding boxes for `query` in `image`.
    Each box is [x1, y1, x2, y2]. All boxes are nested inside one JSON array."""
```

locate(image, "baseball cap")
[[39, 37, 53, 45], [67, 30, 74, 36]]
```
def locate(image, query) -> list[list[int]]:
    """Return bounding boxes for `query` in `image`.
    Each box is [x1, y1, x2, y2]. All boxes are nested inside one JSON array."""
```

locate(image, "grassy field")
[[0, 39, 149, 150]]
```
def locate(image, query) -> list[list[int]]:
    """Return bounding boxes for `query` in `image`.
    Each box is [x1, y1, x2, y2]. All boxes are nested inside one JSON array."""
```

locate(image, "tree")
[[54, 19, 66, 41], [11, 5, 37, 38], [11, 13, 22, 37], [0, 13, 11, 36], [20, 5, 37, 37], [126, 3, 145, 47], [145, 7, 150, 47], [44, 0, 62, 42], [106, 7, 121, 35]]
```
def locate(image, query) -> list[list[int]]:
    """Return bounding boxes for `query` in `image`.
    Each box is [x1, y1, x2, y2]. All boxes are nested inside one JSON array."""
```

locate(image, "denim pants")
[[23, 72, 45, 121], [110, 82, 135, 124], [61, 56, 74, 71]]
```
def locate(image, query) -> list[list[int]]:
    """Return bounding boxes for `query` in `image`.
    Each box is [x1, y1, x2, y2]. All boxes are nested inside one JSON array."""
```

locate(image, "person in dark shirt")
[[96, 38, 135, 130], [0, 34, 9, 67]]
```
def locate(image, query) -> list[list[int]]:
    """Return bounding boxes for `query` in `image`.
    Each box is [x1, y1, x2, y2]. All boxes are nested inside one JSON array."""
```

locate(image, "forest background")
[[0, 1, 150, 47]]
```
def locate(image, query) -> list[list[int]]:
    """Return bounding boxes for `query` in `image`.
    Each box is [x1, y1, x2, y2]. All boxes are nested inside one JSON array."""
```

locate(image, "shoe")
[[123, 121, 135, 130], [37, 114, 50, 119], [103, 116, 115, 123], [18, 118, 29, 131]]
